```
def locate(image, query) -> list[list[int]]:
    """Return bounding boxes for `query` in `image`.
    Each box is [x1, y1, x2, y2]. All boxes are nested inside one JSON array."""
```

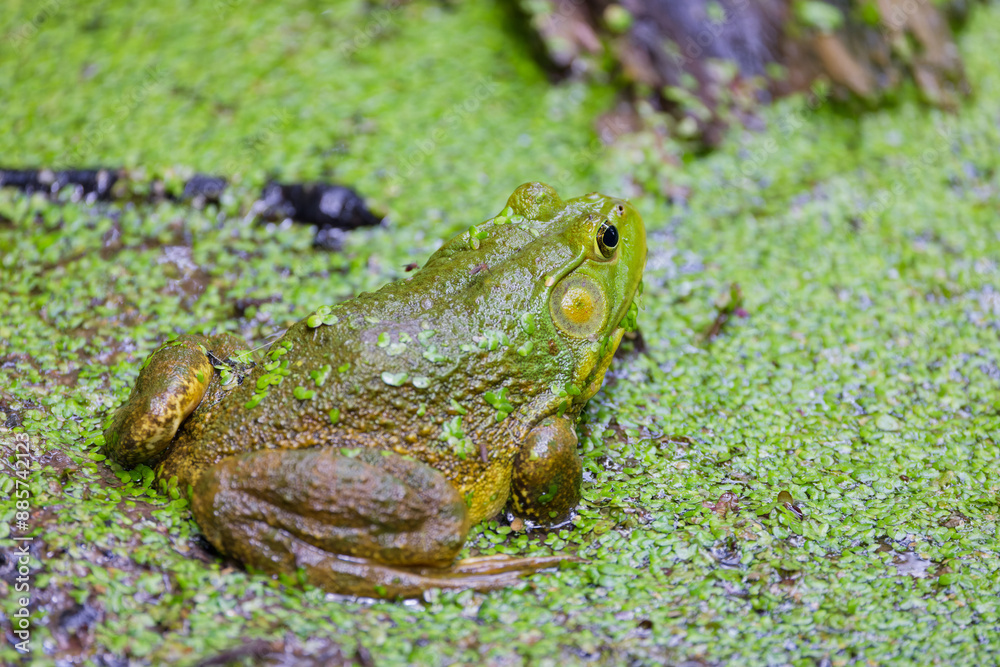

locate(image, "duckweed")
[[1, 1, 999, 665]]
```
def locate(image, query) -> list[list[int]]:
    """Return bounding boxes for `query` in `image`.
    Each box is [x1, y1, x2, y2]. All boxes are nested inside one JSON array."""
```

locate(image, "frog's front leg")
[[105, 333, 244, 468], [191, 447, 568, 598], [510, 417, 583, 523]]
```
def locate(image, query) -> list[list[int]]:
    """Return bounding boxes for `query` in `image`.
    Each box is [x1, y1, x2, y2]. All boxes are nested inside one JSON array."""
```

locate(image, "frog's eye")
[[597, 220, 619, 258], [549, 274, 608, 338]]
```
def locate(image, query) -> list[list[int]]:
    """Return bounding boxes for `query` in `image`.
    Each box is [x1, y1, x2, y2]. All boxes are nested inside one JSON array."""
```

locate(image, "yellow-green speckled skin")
[[148, 182, 645, 523], [105, 183, 645, 596]]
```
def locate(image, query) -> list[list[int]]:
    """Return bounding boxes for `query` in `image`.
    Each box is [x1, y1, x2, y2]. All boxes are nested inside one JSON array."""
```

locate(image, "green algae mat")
[[2, 1, 1000, 665]]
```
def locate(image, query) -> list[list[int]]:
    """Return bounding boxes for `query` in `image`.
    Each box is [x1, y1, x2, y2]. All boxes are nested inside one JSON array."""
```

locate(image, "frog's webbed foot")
[[104, 333, 243, 468], [392, 546, 581, 595], [510, 416, 583, 523], [191, 446, 573, 598], [388, 553, 579, 595]]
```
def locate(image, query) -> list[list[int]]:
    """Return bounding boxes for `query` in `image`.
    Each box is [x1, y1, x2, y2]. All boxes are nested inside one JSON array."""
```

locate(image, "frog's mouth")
[[612, 279, 642, 338], [611, 282, 642, 350], [599, 270, 643, 348]]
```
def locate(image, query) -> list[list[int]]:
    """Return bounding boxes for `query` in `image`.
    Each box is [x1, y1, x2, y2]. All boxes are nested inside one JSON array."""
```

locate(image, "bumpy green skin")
[[104, 182, 646, 597]]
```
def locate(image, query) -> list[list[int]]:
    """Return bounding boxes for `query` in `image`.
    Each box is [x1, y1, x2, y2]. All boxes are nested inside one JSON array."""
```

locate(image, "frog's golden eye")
[[549, 274, 608, 338], [597, 220, 618, 258]]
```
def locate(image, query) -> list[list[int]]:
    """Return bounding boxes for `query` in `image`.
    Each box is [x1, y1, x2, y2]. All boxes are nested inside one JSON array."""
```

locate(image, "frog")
[[104, 182, 646, 598]]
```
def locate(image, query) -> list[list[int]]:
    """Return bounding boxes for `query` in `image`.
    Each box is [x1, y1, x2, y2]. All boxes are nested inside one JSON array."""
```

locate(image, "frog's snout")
[[614, 199, 647, 297]]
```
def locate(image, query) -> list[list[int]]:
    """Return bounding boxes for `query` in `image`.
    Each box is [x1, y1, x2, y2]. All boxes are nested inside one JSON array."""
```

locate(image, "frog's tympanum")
[[105, 182, 646, 598]]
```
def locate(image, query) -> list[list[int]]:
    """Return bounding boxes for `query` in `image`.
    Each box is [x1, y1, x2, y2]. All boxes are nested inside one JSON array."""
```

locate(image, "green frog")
[[104, 182, 646, 598]]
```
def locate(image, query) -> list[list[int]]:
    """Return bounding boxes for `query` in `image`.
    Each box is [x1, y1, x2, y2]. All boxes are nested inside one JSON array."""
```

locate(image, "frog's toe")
[[446, 553, 580, 576], [284, 551, 573, 598], [386, 553, 579, 596], [104, 334, 215, 468]]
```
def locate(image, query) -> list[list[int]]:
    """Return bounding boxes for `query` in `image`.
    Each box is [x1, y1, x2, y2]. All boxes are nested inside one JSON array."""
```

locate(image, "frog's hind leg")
[[191, 446, 571, 598], [104, 333, 242, 468]]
